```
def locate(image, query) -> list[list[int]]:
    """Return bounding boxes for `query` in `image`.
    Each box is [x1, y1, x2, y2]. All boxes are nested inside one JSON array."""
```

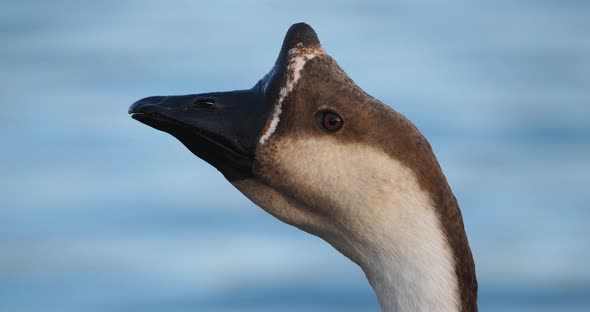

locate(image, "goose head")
[[129, 23, 477, 312]]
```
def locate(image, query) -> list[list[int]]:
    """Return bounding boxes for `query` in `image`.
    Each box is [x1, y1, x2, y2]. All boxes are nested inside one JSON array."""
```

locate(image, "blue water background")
[[1, 1, 589, 311]]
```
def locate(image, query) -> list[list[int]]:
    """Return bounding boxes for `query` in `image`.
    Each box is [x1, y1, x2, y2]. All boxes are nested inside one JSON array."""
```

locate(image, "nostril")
[[188, 98, 215, 109]]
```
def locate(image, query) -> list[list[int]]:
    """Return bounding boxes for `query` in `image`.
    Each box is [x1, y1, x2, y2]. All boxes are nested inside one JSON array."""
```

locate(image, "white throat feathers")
[[233, 138, 460, 312]]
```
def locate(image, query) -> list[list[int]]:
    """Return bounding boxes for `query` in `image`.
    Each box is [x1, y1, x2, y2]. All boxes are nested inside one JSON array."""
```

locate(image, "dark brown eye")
[[316, 110, 343, 132]]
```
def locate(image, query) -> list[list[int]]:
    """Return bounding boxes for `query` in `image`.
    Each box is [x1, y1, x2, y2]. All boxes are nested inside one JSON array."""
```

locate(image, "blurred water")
[[1, 0, 589, 311]]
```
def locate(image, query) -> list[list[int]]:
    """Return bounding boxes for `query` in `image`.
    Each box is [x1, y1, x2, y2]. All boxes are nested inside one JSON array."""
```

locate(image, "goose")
[[129, 22, 477, 312]]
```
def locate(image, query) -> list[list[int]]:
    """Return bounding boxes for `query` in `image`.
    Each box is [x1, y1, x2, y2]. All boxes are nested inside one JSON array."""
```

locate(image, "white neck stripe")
[[259, 44, 324, 144]]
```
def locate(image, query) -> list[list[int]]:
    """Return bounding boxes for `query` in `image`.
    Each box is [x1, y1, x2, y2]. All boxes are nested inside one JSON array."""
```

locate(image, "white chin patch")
[[258, 43, 325, 145]]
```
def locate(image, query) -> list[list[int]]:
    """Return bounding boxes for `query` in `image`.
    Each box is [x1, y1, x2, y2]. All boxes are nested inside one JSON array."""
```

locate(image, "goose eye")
[[316, 110, 343, 132]]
